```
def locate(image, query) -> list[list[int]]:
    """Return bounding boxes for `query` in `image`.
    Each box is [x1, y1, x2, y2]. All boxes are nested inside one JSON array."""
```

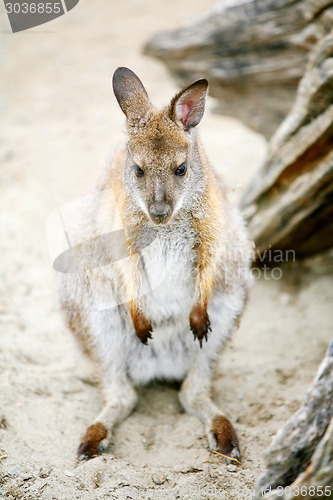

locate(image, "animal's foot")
[[189, 304, 211, 347], [210, 415, 241, 465], [77, 423, 108, 462]]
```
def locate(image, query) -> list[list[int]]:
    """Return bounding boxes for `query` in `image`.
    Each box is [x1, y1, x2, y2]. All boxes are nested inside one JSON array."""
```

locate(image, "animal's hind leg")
[[179, 357, 241, 464], [76, 308, 138, 461], [77, 375, 137, 461]]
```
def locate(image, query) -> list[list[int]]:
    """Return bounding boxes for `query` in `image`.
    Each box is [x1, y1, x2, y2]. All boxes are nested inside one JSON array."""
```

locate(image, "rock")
[[0, 417, 8, 429], [64, 470, 75, 477], [39, 467, 52, 478], [8, 467, 21, 475], [94, 471, 103, 488], [152, 473, 167, 485]]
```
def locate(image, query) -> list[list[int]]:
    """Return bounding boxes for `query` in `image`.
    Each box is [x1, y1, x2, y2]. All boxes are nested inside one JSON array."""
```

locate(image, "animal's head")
[[112, 67, 208, 225]]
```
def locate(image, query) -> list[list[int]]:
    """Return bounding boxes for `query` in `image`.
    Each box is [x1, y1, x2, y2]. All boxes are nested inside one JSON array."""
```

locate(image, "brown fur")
[[129, 300, 153, 344], [77, 422, 107, 461], [189, 302, 211, 347], [211, 415, 241, 463]]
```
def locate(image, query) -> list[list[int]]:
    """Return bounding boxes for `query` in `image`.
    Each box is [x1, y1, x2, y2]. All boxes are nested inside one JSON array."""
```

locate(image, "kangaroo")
[[58, 67, 253, 463]]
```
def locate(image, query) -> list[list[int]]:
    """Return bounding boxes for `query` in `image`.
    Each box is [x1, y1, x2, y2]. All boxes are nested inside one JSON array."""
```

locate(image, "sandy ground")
[[1, 1, 332, 499]]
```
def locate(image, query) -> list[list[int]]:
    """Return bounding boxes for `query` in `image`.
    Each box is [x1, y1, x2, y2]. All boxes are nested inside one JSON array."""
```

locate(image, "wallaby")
[[58, 67, 253, 463]]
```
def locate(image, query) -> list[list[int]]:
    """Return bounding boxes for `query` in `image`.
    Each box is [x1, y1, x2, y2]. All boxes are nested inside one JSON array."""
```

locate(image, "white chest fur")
[[139, 223, 197, 326]]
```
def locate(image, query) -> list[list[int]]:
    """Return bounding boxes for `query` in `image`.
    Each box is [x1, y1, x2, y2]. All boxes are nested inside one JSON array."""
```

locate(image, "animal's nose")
[[150, 202, 170, 222]]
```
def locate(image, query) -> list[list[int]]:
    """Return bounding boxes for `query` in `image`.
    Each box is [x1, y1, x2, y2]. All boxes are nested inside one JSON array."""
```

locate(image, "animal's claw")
[[141, 330, 153, 345], [189, 305, 211, 347]]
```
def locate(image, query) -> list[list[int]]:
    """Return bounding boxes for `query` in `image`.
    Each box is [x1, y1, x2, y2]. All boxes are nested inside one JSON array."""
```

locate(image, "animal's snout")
[[149, 202, 171, 223]]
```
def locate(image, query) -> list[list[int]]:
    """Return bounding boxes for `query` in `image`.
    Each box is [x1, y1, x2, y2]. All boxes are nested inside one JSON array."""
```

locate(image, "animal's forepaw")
[[189, 304, 211, 348], [134, 313, 153, 345], [138, 326, 153, 345], [77, 423, 108, 462], [210, 415, 241, 465]]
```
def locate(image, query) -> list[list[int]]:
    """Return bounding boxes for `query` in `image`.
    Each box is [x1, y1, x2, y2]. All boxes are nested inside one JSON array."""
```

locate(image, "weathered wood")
[[257, 419, 333, 499], [254, 339, 333, 499], [241, 32, 333, 258], [144, 0, 333, 138]]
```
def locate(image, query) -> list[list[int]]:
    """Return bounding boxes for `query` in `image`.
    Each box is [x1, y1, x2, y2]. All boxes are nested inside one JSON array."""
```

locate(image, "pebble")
[[152, 473, 166, 485], [64, 470, 74, 477], [227, 464, 238, 473], [279, 293, 291, 306], [0, 417, 8, 429], [94, 471, 103, 488], [8, 467, 21, 476], [39, 467, 52, 479]]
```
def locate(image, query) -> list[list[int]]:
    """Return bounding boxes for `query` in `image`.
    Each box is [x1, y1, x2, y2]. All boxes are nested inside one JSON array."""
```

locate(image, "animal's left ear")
[[168, 79, 208, 132]]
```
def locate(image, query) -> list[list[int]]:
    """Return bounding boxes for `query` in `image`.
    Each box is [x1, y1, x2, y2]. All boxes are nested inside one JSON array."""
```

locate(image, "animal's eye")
[[175, 162, 187, 176], [134, 165, 145, 177]]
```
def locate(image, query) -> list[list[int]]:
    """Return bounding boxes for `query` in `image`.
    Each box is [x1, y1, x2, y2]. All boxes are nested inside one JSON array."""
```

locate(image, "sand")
[[1, 0, 332, 498]]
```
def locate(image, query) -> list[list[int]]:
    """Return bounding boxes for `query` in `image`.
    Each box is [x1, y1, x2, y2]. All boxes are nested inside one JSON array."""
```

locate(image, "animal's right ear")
[[112, 67, 152, 124], [168, 79, 208, 132]]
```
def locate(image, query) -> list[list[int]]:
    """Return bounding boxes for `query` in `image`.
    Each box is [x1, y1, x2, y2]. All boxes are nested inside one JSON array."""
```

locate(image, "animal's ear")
[[168, 79, 208, 132], [112, 67, 152, 123]]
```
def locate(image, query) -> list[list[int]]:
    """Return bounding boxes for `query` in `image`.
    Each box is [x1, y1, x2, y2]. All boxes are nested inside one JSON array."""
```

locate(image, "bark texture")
[[255, 339, 333, 499], [144, 0, 333, 138], [241, 32, 333, 258]]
